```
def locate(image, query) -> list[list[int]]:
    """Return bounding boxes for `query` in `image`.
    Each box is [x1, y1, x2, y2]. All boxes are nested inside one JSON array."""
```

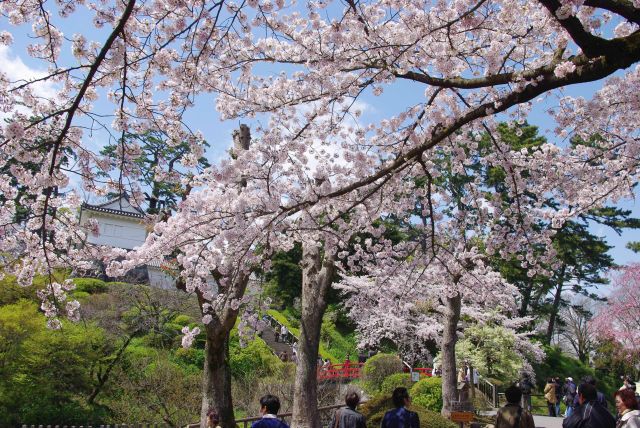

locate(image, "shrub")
[[173, 347, 205, 372], [381, 373, 413, 395], [71, 291, 91, 300], [359, 395, 457, 428], [362, 353, 404, 394], [410, 377, 443, 412], [229, 331, 284, 381], [73, 278, 109, 294]]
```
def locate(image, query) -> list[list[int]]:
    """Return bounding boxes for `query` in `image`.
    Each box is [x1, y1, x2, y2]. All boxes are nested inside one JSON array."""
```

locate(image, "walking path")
[[261, 322, 293, 358], [533, 415, 564, 428], [482, 412, 564, 428]]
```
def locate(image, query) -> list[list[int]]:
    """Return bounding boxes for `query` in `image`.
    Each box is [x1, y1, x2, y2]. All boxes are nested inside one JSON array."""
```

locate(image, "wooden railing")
[[185, 403, 347, 428], [22, 425, 169, 428], [476, 377, 498, 408]]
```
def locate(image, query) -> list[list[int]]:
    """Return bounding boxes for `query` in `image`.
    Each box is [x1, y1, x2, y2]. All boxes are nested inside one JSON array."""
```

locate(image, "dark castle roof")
[[81, 194, 145, 218]]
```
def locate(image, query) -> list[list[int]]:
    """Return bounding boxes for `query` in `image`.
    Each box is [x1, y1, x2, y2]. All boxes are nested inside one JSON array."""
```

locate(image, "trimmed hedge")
[[359, 395, 457, 428], [381, 373, 413, 395], [362, 353, 404, 394], [72, 278, 109, 294], [410, 377, 443, 412]]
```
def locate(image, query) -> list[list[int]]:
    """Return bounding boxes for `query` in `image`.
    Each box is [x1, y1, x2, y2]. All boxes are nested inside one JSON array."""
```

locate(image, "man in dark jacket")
[[572, 376, 608, 410], [553, 377, 562, 417], [330, 391, 366, 428], [495, 385, 535, 428], [381, 387, 419, 428], [251, 395, 290, 428], [518, 374, 534, 412], [563, 377, 577, 417], [562, 383, 615, 428]]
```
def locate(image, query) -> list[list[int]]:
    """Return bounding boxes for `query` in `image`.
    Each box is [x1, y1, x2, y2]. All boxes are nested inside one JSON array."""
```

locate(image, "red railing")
[[318, 363, 432, 381], [410, 367, 433, 377], [317, 362, 364, 381]]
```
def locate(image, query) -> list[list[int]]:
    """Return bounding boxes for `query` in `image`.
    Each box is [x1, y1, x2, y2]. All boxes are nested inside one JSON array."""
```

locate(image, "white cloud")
[[0, 45, 59, 114]]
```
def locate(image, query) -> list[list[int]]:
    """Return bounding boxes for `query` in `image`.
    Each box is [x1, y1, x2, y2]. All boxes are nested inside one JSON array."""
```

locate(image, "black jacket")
[[562, 401, 615, 428], [330, 406, 366, 428]]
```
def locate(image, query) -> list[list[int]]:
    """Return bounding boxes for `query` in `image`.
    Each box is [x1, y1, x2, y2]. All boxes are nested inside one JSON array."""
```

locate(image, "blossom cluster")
[[0, 0, 638, 338]]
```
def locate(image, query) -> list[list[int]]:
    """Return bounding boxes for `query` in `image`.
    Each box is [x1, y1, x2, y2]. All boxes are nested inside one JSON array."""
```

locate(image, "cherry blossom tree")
[[2, 0, 640, 426], [591, 264, 640, 363]]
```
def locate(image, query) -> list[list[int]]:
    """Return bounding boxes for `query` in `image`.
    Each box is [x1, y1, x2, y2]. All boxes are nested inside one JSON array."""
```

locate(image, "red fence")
[[317, 363, 363, 381], [405, 367, 433, 377], [318, 363, 433, 381]]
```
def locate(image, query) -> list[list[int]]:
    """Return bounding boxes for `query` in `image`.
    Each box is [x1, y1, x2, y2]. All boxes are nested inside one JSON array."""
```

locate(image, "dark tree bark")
[[518, 278, 534, 318], [545, 265, 566, 345], [441, 293, 462, 416], [200, 326, 234, 428], [291, 243, 335, 428], [198, 270, 251, 428], [196, 125, 252, 428]]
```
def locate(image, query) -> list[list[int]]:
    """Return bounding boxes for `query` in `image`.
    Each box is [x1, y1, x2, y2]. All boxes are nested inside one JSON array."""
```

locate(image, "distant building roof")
[[81, 194, 145, 218]]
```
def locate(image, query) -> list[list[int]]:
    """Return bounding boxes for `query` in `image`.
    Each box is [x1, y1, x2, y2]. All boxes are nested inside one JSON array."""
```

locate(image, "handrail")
[[476, 376, 498, 408], [185, 403, 352, 428], [496, 392, 560, 410]]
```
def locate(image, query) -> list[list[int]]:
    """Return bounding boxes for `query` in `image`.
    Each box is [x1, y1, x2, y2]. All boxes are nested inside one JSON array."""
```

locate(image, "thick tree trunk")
[[291, 243, 335, 428], [441, 293, 462, 416], [518, 279, 534, 318], [545, 266, 566, 345], [200, 326, 234, 428], [197, 271, 250, 428], [198, 125, 252, 428]]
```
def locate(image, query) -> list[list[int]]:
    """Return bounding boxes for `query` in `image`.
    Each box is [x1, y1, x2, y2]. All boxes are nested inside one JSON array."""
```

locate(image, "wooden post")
[[469, 363, 476, 402]]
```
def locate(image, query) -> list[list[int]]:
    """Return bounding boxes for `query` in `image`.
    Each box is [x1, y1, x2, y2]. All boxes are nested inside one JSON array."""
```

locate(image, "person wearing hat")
[[563, 377, 577, 417]]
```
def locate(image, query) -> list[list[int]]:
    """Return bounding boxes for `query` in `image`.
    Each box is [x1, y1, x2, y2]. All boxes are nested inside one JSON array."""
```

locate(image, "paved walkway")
[[533, 415, 564, 428]]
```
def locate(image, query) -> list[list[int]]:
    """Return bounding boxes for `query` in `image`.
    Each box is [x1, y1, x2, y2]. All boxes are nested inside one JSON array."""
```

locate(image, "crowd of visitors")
[[494, 374, 640, 428], [204, 371, 640, 428], [456, 363, 479, 385], [206, 387, 422, 428]]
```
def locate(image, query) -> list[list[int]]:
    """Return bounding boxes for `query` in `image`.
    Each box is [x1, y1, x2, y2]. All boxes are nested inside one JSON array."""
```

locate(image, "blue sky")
[[1, 6, 637, 269]]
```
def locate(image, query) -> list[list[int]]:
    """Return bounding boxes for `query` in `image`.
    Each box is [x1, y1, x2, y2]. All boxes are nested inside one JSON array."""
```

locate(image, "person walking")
[[554, 377, 563, 417], [615, 388, 640, 428], [562, 383, 615, 428], [518, 374, 534, 412], [574, 375, 609, 410], [495, 385, 535, 428], [251, 395, 289, 428], [545, 378, 558, 417], [380, 387, 420, 428], [330, 391, 367, 428], [458, 366, 466, 384], [280, 325, 288, 344], [563, 377, 577, 417]]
